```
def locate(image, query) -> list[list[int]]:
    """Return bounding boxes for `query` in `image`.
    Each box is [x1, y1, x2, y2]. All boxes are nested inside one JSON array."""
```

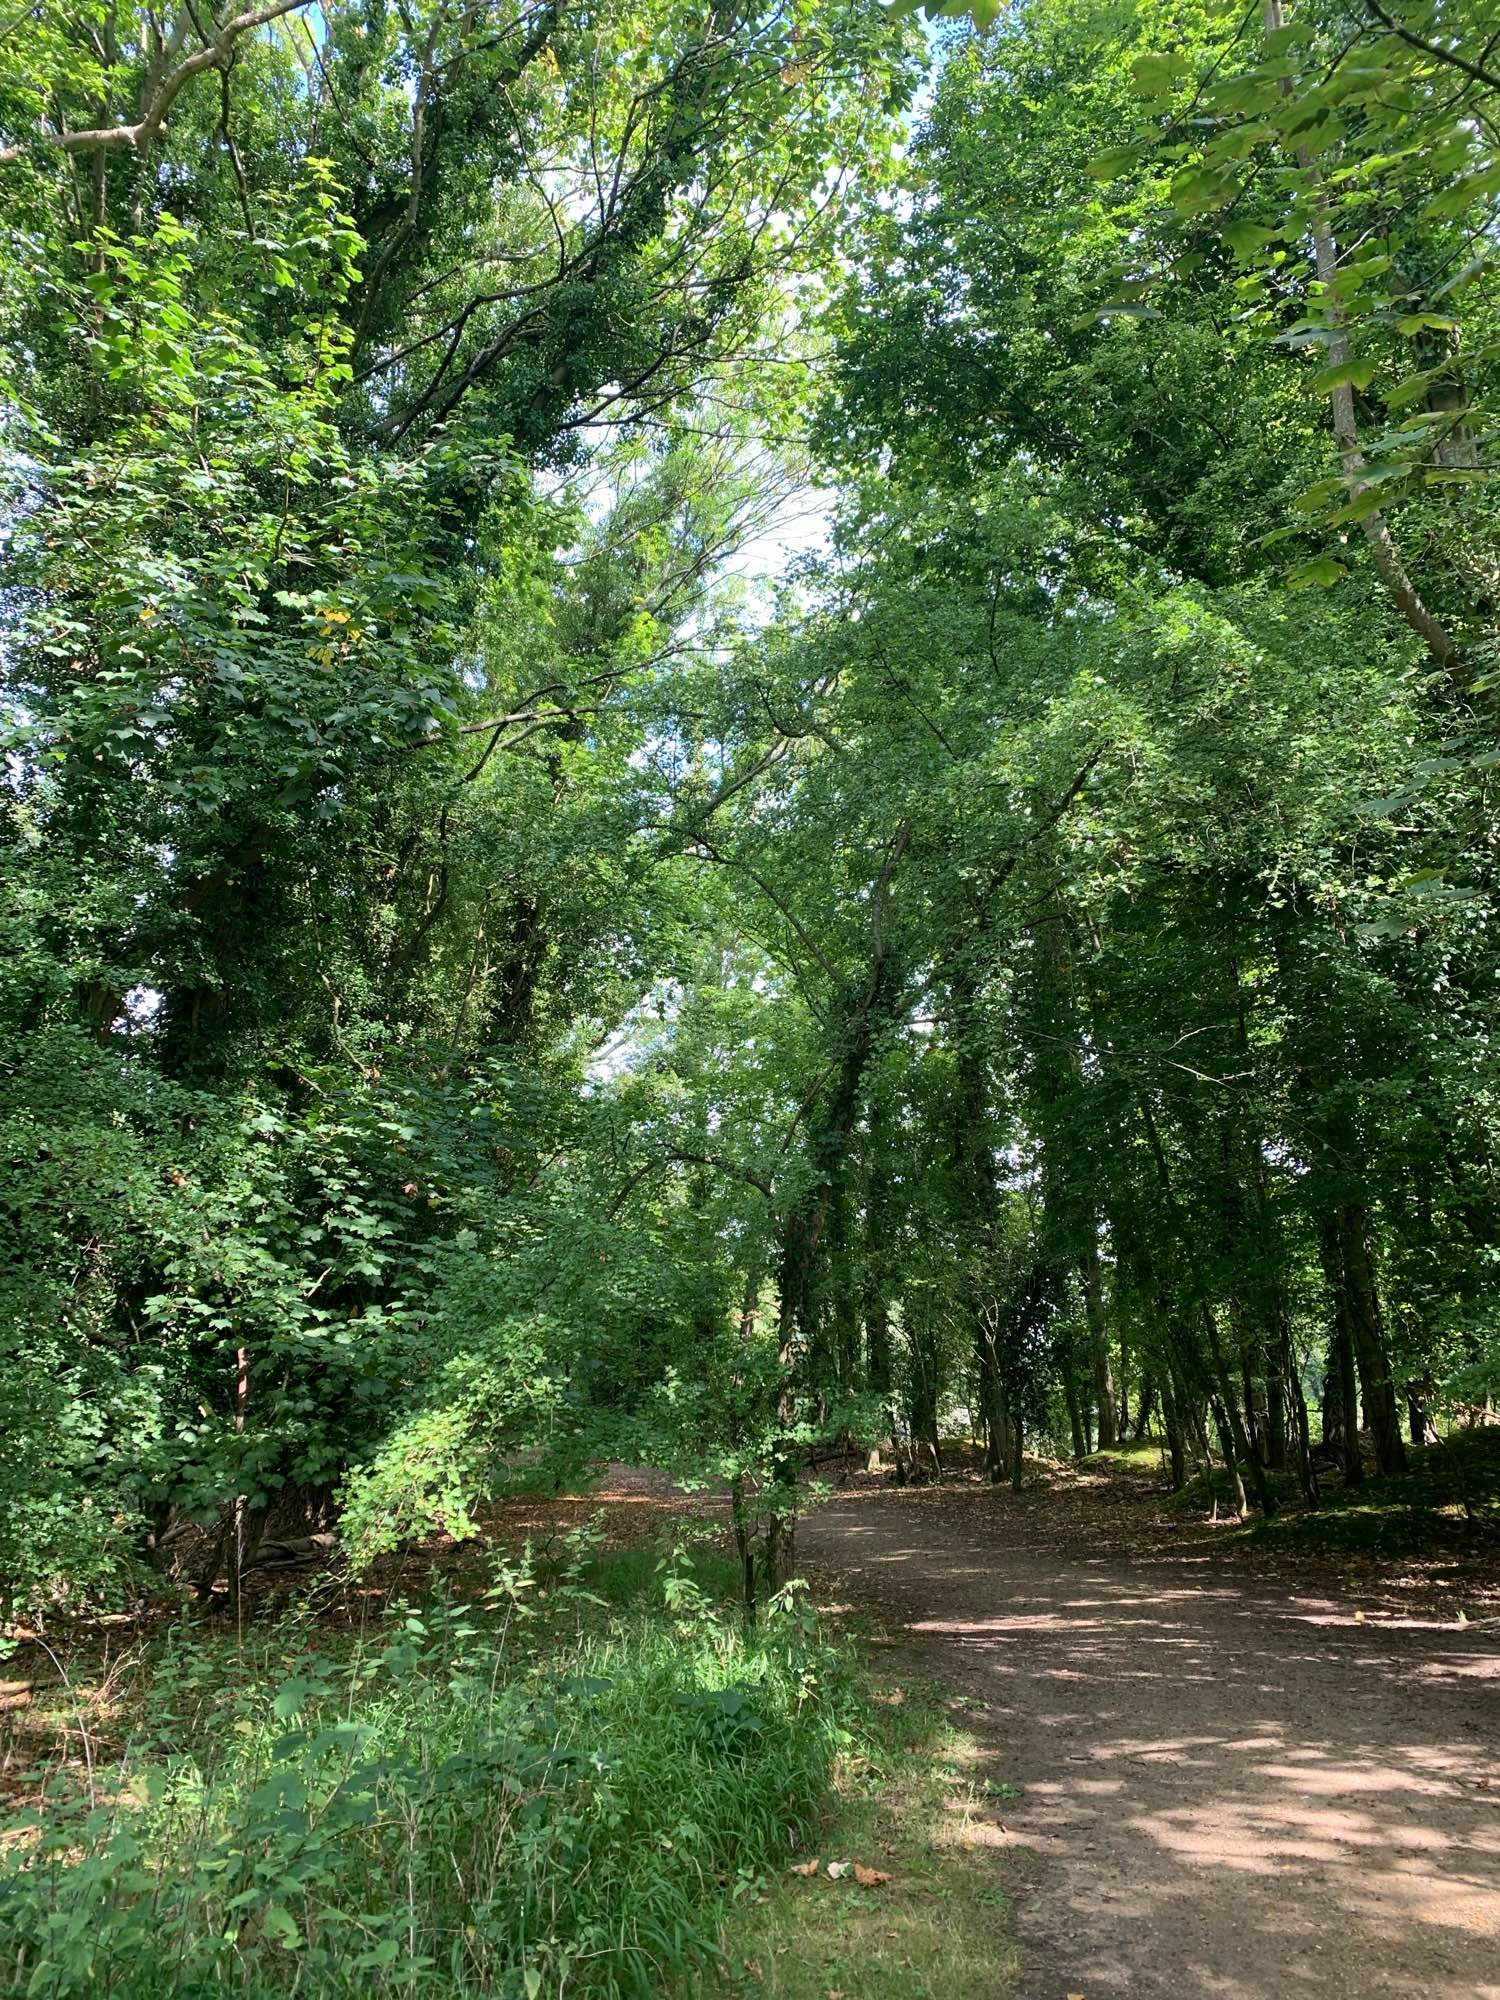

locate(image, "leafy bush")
[[0, 1552, 852, 1999]]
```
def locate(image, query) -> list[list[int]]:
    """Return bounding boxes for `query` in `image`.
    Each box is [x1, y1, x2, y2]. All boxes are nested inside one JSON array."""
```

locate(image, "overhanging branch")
[[0, 0, 315, 165]]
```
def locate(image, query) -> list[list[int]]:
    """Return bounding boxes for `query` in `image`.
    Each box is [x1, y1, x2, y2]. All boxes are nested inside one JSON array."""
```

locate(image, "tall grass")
[[0, 1547, 853, 1998]]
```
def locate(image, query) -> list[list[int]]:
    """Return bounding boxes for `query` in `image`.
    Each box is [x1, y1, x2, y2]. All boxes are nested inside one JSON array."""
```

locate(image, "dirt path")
[[799, 1473, 1500, 2000]]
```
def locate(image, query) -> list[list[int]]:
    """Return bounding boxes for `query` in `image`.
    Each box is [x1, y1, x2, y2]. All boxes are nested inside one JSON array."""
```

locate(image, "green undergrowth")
[[701, 1677, 1019, 2000], [1146, 1427, 1500, 1557], [1239, 1427, 1500, 1558], [0, 1530, 866, 2000], [1078, 1439, 1165, 1474]]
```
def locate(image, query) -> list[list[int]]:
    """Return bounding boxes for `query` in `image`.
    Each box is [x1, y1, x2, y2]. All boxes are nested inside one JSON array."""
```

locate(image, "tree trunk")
[[767, 913, 909, 1583], [1063, 1366, 1087, 1460], [1336, 1205, 1407, 1478], [861, 1107, 901, 1468], [1134, 1373, 1156, 1441], [1211, 1399, 1248, 1515], [1241, 1342, 1266, 1468], [1405, 1381, 1437, 1449], [1137, 1093, 1275, 1513], [1079, 1246, 1117, 1449], [826, 1172, 862, 1396], [1159, 1371, 1187, 1491], [1280, 1319, 1318, 1507], [1322, 1343, 1343, 1458], [1261, 0, 1465, 683], [951, 975, 1012, 1485], [977, 1317, 1009, 1484], [1317, 1214, 1365, 1487], [1117, 1334, 1131, 1438], [730, 1473, 757, 1625], [1263, 1331, 1289, 1472], [1202, 1302, 1274, 1513], [906, 1309, 943, 1483]]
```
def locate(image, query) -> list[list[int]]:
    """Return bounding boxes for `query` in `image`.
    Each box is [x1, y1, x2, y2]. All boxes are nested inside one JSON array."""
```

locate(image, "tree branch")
[[1363, 0, 1500, 93], [0, 0, 315, 164]]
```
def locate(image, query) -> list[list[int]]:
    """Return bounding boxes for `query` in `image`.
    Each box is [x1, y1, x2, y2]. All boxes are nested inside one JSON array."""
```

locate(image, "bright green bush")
[[0, 1551, 851, 1999]]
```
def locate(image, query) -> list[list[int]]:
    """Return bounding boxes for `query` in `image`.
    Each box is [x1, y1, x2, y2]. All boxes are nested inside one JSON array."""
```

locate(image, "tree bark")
[[1133, 1373, 1157, 1441], [1159, 1371, 1187, 1491], [1138, 1093, 1276, 1513], [1064, 1365, 1087, 1460], [1335, 1205, 1407, 1477], [1079, 1247, 1117, 1449], [1318, 1214, 1366, 1487]]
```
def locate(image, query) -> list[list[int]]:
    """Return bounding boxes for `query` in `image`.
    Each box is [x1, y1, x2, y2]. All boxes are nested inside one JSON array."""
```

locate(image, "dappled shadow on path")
[[803, 1488, 1500, 2000]]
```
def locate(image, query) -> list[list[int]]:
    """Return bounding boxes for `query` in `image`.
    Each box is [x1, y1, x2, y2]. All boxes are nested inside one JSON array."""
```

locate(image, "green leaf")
[[1070, 304, 1163, 329], [1209, 121, 1280, 162], [1383, 368, 1440, 410], [1170, 167, 1238, 215], [273, 1677, 313, 1721], [261, 1907, 303, 1951], [1222, 221, 1279, 261], [1309, 357, 1377, 395], [1088, 146, 1143, 181], [1284, 557, 1347, 590], [1131, 52, 1189, 98]]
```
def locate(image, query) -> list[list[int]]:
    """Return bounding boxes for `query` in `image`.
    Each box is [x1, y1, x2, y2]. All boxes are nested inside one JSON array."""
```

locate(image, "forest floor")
[[3, 1449, 1497, 1999], [796, 1447, 1500, 2000]]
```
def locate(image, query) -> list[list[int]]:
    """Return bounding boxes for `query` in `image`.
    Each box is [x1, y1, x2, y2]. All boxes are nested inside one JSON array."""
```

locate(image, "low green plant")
[[0, 1548, 855, 1999]]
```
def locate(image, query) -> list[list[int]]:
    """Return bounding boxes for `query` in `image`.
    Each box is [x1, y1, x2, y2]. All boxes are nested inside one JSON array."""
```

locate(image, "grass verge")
[[700, 1673, 1019, 2000], [1, 1525, 1019, 2000]]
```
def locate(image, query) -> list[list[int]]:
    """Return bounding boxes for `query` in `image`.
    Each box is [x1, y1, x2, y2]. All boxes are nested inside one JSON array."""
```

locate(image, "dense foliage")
[[3, 0, 1498, 1651]]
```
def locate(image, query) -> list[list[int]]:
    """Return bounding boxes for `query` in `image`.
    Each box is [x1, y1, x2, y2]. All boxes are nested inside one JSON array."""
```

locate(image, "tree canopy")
[[2, 0, 1498, 1632]]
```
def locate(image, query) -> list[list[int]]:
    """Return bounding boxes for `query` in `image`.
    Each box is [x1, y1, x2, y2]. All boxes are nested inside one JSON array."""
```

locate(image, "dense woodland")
[[3, 0, 1499, 1625], [3, 3, 1500, 1992]]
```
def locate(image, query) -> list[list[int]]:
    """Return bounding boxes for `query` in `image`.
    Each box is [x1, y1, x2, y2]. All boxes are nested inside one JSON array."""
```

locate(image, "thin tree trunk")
[[730, 1473, 757, 1625], [1117, 1333, 1131, 1438], [1211, 1398, 1249, 1515], [952, 973, 1011, 1485], [1404, 1372, 1438, 1449], [1336, 1204, 1407, 1477], [1079, 1246, 1117, 1449], [1263, 0, 1465, 683], [1263, 1331, 1289, 1472], [1134, 1373, 1156, 1440], [1318, 1214, 1365, 1487], [1138, 1094, 1276, 1513], [1281, 1320, 1319, 1507], [1159, 1371, 1187, 1491], [906, 1309, 944, 1483], [1064, 1366, 1087, 1460], [977, 1324, 1009, 1484]]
